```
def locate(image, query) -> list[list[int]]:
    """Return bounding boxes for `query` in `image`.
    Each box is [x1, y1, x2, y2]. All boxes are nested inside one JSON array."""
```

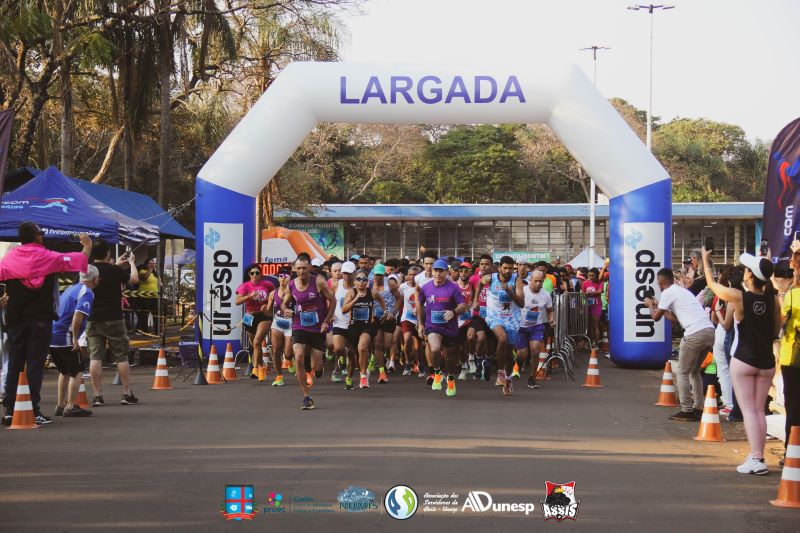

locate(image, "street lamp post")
[[580, 45, 610, 269], [627, 4, 674, 151]]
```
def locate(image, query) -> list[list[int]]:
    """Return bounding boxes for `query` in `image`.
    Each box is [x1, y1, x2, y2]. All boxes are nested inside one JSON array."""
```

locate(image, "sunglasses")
[[249, 271, 261, 276], [277, 273, 290, 278], [355, 277, 369, 282]]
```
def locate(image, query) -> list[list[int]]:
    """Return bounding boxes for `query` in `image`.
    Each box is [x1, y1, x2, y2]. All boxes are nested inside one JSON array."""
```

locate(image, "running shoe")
[[288, 361, 296, 374], [331, 370, 342, 383], [53, 405, 65, 417], [412, 363, 420, 375], [248, 364, 257, 379], [301, 396, 315, 410], [338, 356, 346, 368], [446, 377, 456, 397], [402, 365, 412, 376], [669, 410, 699, 422], [387, 360, 396, 373], [503, 378, 513, 396], [92, 395, 104, 407], [527, 376, 541, 389], [1, 415, 11, 427], [468, 355, 477, 375], [458, 364, 468, 381], [432, 373, 443, 391], [481, 358, 492, 382], [345, 377, 354, 390], [495, 370, 507, 387], [326, 352, 334, 362], [360, 376, 369, 389], [736, 455, 768, 475], [306, 374, 313, 387], [511, 363, 521, 379], [35, 414, 54, 425], [121, 392, 139, 405], [272, 375, 285, 386], [474, 356, 484, 380], [379, 371, 389, 384], [63, 405, 93, 417], [367, 356, 377, 373], [426, 372, 435, 386]]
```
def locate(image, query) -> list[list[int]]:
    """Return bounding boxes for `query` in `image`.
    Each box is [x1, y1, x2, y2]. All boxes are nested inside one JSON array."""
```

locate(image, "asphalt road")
[[1, 354, 797, 533]]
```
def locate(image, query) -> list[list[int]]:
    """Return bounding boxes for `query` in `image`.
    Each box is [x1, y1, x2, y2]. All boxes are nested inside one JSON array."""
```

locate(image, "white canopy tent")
[[566, 248, 605, 269]]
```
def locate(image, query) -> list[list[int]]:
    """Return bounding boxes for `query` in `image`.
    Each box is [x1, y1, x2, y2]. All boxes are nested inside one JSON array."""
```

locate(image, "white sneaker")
[[458, 367, 468, 381], [736, 455, 768, 475], [331, 370, 342, 383], [467, 355, 477, 374]]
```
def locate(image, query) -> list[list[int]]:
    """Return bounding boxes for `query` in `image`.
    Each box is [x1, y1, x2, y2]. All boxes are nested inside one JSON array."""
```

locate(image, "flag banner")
[[763, 117, 800, 262], [0, 109, 14, 198]]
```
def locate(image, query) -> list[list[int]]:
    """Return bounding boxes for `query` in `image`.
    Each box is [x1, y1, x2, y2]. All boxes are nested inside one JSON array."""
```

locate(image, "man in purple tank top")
[[417, 259, 467, 398], [281, 257, 335, 410]]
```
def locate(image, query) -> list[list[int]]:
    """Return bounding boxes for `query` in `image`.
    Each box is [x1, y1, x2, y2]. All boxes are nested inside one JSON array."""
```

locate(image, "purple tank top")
[[290, 274, 327, 333]]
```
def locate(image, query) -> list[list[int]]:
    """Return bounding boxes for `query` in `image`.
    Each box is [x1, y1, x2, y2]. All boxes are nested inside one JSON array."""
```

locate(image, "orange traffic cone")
[[600, 330, 609, 351], [771, 425, 800, 508], [222, 343, 238, 381], [655, 361, 679, 407], [694, 385, 724, 442], [150, 349, 173, 390], [76, 376, 91, 409], [581, 349, 603, 388], [7, 367, 37, 430], [205, 345, 223, 384], [535, 350, 551, 380]]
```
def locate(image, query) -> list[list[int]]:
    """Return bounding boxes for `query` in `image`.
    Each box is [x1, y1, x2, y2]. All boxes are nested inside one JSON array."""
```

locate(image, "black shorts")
[[379, 318, 397, 334], [50, 346, 85, 377], [427, 332, 459, 348], [348, 324, 377, 346], [458, 323, 471, 343], [291, 329, 326, 352], [468, 316, 488, 334], [332, 327, 349, 338], [244, 312, 270, 335]]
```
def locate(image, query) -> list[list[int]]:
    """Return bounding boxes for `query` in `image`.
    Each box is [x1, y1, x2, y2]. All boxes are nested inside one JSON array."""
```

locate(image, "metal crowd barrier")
[[546, 292, 592, 381]]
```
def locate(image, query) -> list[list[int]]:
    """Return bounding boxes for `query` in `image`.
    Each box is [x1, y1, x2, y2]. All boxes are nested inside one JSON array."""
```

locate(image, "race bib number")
[[353, 307, 369, 322], [275, 317, 291, 330], [431, 310, 447, 324], [374, 306, 384, 318], [479, 306, 487, 318], [300, 311, 319, 327], [499, 291, 511, 303], [587, 297, 596, 306], [526, 310, 540, 323], [405, 309, 416, 321], [242, 313, 254, 327], [460, 310, 472, 322]]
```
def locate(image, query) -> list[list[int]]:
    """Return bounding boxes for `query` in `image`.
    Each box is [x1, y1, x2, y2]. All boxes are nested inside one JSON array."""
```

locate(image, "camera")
[[704, 236, 714, 254], [759, 239, 769, 257]]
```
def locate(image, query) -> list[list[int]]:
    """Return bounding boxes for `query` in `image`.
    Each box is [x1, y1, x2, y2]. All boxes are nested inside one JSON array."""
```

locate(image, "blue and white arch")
[[196, 62, 672, 368]]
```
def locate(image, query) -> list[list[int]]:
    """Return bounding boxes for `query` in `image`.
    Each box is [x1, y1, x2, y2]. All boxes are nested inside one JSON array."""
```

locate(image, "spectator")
[[50, 265, 100, 418], [711, 267, 736, 417], [87, 240, 139, 407], [703, 249, 779, 475], [645, 267, 715, 422], [0, 222, 91, 426], [582, 268, 604, 348], [136, 257, 161, 335]]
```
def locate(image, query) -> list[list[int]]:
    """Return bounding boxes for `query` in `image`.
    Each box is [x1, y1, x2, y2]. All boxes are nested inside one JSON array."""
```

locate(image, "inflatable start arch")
[[196, 62, 672, 369]]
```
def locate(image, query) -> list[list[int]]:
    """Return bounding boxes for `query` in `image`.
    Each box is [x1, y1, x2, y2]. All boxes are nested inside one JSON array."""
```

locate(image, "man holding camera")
[[644, 268, 715, 421]]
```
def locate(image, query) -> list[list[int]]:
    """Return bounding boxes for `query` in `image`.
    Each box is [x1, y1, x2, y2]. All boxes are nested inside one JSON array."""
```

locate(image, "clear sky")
[[338, 0, 800, 141]]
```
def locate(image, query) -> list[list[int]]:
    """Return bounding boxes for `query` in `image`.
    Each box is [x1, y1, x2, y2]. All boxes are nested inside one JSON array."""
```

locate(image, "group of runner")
[[235, 253, 609, 410]]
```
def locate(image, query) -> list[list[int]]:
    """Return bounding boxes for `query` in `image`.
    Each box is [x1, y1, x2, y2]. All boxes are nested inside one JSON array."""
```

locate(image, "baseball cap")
[[311, 258, 323, 267], [373, 264, 386, 275], [341, 261, 356, 274], [432, 259, 449, 270], [388, 273, 400, 282], [459, 261, 472, 269], [738, 253, 774, 282], [350, 254, 360, 261]]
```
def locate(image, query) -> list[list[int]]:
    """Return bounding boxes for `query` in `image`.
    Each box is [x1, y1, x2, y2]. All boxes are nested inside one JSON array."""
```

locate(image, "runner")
[[372, 263, 402, 383], [341, 270, 387, 389], [235, 264, 275, 379], [399, 265, 423, 376], [475, 255, 524, 395], [469, 254, 493, 380], [326, 261, 343, 358], [417, 259, 468, 397], [332, 261, 356, 388], [269, 267, 293, 387], [415, 252, 435, 287], [455, 262, 475, 380], [449, 260, 461, 283], [281, 257, 335, 410], [516, 270, 555, 389]]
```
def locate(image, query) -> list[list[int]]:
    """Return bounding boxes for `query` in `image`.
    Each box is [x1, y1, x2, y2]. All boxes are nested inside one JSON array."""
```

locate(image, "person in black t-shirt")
[[0, 222, 91, 426], [86, 241, 139, 407]]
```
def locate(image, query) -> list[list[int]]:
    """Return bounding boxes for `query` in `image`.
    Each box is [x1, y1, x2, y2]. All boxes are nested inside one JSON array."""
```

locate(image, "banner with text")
[[763, 116, 800, 263], [492, 251, 551, 264]]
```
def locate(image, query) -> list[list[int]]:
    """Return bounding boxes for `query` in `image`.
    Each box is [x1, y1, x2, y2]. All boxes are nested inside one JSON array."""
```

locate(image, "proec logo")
[[461, 491, 536, 515], [384, 485, 418, 520]]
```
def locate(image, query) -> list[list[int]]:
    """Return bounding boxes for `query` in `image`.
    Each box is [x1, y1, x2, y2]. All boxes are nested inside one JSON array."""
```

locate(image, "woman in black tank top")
[[702, 249, 780, 474], [341, 271, 386, 389]]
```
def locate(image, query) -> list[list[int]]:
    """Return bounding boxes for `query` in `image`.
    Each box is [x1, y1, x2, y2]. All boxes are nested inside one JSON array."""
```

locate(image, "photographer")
[[136, 258, 162, 335], [644, 268, 715, 422]]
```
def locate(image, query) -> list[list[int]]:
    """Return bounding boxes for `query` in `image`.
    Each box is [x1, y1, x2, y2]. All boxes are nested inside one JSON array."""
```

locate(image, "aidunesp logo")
[[540, 481, 580, 521]]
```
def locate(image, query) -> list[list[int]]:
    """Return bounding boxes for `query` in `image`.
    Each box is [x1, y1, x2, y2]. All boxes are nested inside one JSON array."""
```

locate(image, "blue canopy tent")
[[0, 166, 159, 245]]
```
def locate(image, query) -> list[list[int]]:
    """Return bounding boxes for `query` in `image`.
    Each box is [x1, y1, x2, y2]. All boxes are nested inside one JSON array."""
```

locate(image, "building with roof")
[[276, 202, 763, 265]]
